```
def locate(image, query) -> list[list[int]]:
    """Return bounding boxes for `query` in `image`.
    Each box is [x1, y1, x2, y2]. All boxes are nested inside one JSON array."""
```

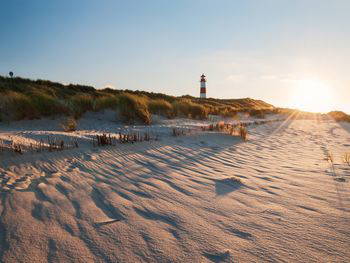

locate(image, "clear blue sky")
[[1, 0, 349, 113]]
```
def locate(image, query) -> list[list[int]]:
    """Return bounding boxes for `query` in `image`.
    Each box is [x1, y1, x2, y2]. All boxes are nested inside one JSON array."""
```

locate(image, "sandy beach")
[[0, 115, 349, 262]]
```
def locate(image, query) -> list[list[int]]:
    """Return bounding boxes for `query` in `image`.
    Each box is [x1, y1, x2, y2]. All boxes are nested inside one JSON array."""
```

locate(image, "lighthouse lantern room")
[[200, 74, 207, 99]]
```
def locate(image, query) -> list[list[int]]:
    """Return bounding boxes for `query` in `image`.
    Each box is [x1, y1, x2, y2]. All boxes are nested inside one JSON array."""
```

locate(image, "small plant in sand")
[[239, 125, 248, 141], [95, 134, 115, 146], [326, 151, 334, 164], [343, 153, 350, 166], [172, 128, 190, 137], [60, 117, 77, 132], [225, 176, 243, 185], [325, 150, 337, 176], [12, 142, 22, 154]]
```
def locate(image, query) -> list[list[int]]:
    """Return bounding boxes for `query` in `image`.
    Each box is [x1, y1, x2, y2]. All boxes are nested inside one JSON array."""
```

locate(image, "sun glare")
[[288, 79, 335, 113]]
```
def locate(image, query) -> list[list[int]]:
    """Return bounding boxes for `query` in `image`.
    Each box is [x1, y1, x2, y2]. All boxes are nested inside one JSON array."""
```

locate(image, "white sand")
[[0, 114, 349, 262]]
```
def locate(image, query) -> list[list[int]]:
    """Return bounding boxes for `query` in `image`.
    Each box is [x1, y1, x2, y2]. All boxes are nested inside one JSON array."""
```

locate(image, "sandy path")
[[0, 120, 349, 262]]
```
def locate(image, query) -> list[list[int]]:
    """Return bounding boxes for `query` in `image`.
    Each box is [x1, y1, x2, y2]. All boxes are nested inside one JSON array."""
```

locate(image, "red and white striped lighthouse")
[[200, 74, 206, 99]]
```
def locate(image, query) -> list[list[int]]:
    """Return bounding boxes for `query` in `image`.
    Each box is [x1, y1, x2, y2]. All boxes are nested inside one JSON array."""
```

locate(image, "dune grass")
[[60, 117, 78, 132], [117, 93, 151, 124], [327, 111, 350, 122], [1, 91, 40, 120], [172, 99, 208, 119], [0, 75, 277, 124], [148, 99, 173, 117], [94, 95, 119, 111]]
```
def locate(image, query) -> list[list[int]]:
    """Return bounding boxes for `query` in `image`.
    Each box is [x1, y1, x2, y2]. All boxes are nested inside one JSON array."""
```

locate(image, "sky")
[[0, 0, 349, 113]]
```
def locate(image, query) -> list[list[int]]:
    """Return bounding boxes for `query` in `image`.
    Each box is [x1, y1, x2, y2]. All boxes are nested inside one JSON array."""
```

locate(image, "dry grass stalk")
[[172, 128, 191, 137], [0, 136, 78, 156], [239, 125, 248, 141], [61, 117, 77, 132], [343, 153, 350, 166], [93, 130, 159, 147]]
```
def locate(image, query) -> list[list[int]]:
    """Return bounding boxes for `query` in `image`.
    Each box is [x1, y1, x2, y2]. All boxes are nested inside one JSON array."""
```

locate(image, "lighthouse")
[[200, 74, 206, 99]]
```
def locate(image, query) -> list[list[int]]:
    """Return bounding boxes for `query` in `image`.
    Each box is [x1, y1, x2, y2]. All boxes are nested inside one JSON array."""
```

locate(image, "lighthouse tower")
[[200, 74, 206, 99]]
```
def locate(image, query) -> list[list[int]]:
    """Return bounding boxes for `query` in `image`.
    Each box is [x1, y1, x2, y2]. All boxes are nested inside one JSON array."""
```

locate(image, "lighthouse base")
[[200, 93, 206, 99]]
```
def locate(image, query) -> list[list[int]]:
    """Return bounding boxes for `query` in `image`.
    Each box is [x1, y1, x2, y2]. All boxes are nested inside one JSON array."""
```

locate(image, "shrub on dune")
[[189, 103, 208, 119], [172, 99, 208, 119], [249, 109, 266, 119], [239, 125, 248, 141], [327, 111, 350, 122], [29, 91, 68, 117], [60, 117, 77, 132], [148, 99, 173, 117], [172, 99, 191, 117], [94, 95, 119, 111], [117, 93, 151, 124], [216, 106, 238, 118], [69, 94, 94, 119], [2, 91, 38, 120]]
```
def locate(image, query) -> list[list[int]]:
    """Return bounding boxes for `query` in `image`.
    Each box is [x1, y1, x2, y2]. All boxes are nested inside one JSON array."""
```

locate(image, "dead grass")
[[172, 128, 191, 137], [343, 153, 350, 166], [60, 117, 77, 132], [0, 136, 78, 155], [93, 131, 159, 147], [328, 111, 350, 123], [239, 125, 248, 141]]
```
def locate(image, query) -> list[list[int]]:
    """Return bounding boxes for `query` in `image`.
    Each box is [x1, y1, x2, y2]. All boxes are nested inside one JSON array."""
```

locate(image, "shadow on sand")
[[214, 177, 243, 196]]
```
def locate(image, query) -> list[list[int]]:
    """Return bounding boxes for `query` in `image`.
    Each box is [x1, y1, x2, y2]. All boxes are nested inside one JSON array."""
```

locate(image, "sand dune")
[[0, 116, 349, 262]]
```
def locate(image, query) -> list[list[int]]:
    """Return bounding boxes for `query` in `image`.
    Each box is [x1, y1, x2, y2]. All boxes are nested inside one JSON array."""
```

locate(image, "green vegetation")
[[117, 93, 151, 124], [0, 75, 275, 124], [148, 99, 173, 117], [327, 111, 350, 122], [172, 99, 208, 119]]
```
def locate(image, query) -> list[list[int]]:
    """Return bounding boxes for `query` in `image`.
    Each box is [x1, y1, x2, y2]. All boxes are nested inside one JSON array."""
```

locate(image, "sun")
[[288, 79, 335, 113]]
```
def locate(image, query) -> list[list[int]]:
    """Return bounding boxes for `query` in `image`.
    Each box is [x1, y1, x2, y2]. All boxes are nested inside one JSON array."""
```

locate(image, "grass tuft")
[[148, 99, 173, 117], [343, 153, 350, 166], [60, 117, 77, 132], [117, 93, 151, 124]]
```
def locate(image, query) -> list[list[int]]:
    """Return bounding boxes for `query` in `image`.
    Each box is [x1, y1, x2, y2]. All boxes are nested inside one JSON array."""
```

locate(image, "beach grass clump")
[[172, 127, 190, 137], [172, 99, 191, 117], [60, 117, 77, 132], [249, 109, 266, 119], [343, 153, 350, 166], [69, 94, 94, 119], [94, 95, 119, 111], [172, 99, 208, 119], [327, 111, 350, 122], [239, 125, 248, 141], [117, 93, 151, 124], [29, 91, 68, 117], [219, 176, 243, 186], [190, 103, 208, 119], [216, 106, 238, 118], [2, 91, 38, 120], [326, 151, 334, 164], [148, 99, 173, 117]]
